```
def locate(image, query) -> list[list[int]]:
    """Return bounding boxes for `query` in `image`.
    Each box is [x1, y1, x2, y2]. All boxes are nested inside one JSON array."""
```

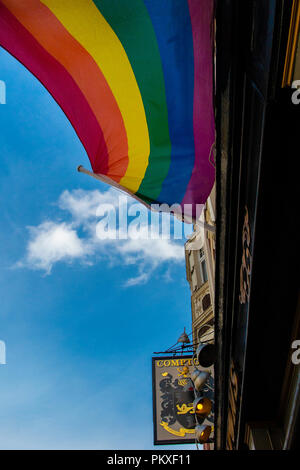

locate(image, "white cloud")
[[123, 272, 150, 287], [19, 188, 186, 284], [119, 236, 183, 263], [24, 221, 89, 274], [58, 188, 121, 223], [118, 234, 183, 287]]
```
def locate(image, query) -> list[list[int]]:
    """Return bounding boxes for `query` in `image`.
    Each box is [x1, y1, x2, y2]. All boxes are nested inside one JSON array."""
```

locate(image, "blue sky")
[[0, 47, 197, 450]]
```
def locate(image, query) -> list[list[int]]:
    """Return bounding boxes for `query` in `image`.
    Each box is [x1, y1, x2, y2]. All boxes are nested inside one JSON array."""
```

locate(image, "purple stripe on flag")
[[182, 0, 215, 218]]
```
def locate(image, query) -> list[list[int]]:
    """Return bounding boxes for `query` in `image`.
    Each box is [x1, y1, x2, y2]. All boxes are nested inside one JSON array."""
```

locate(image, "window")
[[199, 248, 208, 284], [197, 325, 211, 342], [201, 260, 208, 284], [202, 293, 211, 311], [199, 248, 208, 285]]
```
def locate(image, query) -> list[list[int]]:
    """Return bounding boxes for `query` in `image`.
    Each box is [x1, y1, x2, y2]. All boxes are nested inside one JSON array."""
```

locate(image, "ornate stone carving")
[[226, 361, 239, 450], [239, 206, 252, 304]]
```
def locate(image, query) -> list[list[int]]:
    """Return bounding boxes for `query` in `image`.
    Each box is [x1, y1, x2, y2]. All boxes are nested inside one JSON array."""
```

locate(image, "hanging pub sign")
[[152, 355, 198, 445]]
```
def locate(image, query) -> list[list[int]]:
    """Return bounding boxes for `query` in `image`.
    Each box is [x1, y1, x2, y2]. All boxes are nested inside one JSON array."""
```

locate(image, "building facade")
[[185, 187, 216, 347], [214, 0, 300, 450], [185, 190, 216, 450]]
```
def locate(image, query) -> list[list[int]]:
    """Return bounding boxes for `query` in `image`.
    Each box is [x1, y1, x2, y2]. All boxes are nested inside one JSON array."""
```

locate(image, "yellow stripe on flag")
[[41, 0, 150, 193]]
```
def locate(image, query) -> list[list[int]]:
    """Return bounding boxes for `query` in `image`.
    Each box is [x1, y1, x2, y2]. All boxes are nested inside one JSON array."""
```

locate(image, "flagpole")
[[77, 165, 215, 232], [77, 165, 152, 210]]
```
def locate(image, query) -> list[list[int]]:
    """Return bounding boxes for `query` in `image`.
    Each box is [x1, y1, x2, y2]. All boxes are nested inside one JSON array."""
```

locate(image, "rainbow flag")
[[0, 0, 215, 220]]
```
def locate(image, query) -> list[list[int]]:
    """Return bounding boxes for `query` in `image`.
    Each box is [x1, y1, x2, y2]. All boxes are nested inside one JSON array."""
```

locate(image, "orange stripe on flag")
[[2, 0, 129, 181]]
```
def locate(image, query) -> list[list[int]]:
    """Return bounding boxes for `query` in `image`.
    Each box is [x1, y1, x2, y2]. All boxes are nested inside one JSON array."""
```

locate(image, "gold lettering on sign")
[[226, 361, 239, 450], [156, 358, 199, 368], [239, 206, 252, 304]]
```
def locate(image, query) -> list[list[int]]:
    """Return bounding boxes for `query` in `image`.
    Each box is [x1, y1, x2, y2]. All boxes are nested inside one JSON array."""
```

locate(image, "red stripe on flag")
[[0, 2, 109, 174], [1, 0, 129, 181]]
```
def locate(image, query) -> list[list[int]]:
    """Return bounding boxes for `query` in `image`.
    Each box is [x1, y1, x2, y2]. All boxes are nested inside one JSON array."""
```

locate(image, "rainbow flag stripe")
[[0, 0, 215, 218]]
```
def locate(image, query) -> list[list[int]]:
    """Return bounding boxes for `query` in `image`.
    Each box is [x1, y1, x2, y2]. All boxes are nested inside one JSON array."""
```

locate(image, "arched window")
[[197, 325, 211, 342], [202, 293, 211, 311]]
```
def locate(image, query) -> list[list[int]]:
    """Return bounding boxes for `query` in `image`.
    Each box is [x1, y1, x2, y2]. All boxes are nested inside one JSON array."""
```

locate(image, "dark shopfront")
[[214, 0, 300, 450]]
